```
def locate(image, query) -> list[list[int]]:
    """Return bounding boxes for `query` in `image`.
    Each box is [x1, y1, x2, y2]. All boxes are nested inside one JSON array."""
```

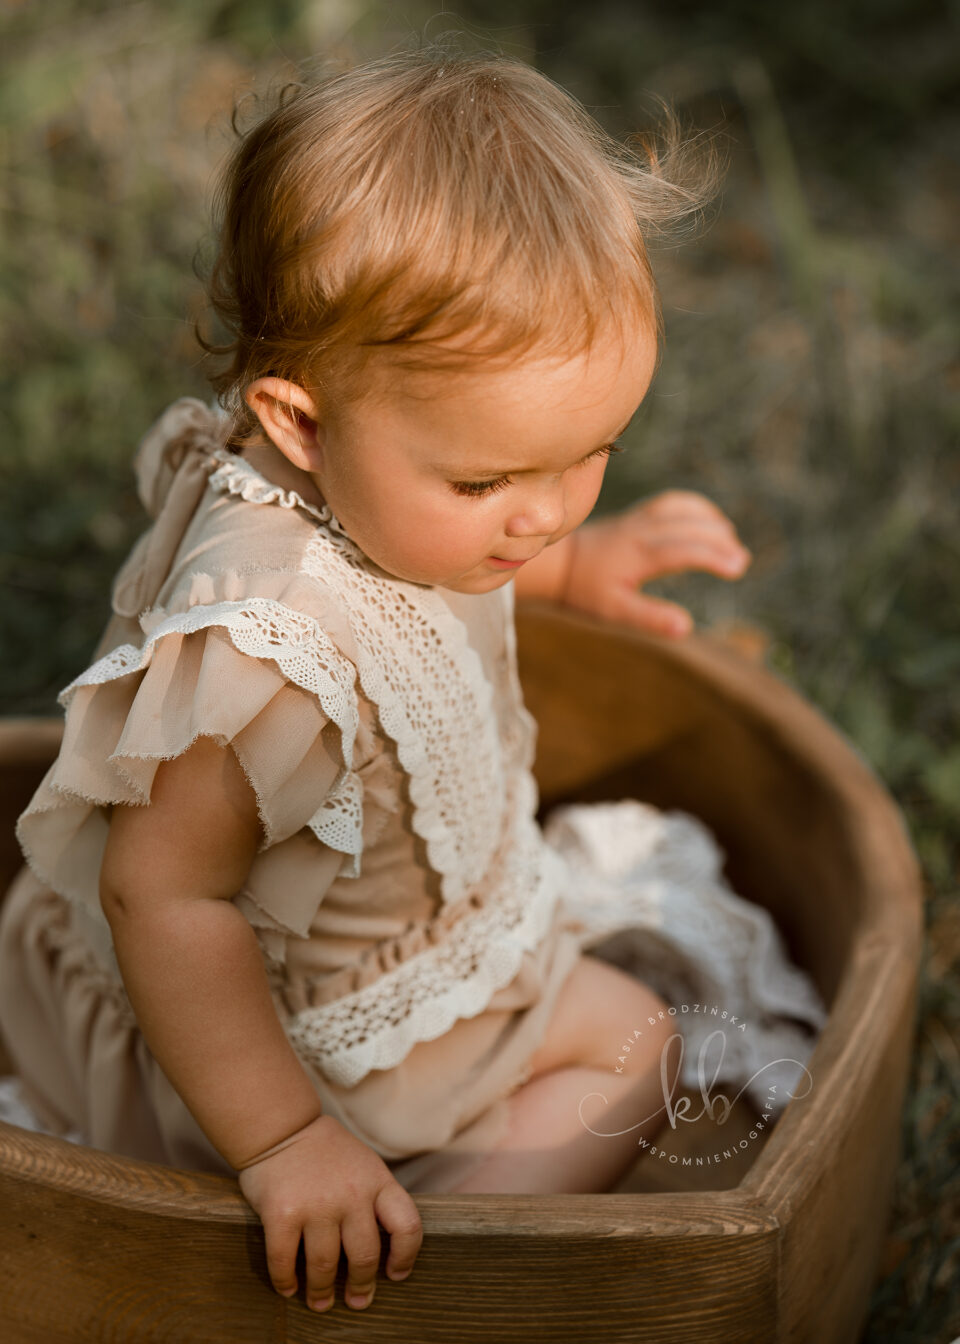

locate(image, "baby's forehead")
[[361, 314, 655, 403], [339, 324, 655, 464]]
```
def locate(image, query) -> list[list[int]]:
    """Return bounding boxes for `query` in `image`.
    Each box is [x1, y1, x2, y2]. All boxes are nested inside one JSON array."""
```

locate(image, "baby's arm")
[[99, 735, 422, 1311], [100, 735, 321, 1165]]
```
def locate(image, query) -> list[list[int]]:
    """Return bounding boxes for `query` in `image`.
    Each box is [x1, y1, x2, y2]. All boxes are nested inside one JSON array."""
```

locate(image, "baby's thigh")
[[525, 952, 672, 1080]]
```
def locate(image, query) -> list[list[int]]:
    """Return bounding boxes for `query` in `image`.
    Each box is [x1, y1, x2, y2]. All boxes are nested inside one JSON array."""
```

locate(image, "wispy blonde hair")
[[197, 41, 722, 446]]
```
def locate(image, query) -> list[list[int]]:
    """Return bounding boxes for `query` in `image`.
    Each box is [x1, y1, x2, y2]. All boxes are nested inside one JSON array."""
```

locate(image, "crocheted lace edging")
[[58, 596, 364, 867], [301, 531, 508, 908], [284, 808, 566, 1088], [206, 447, 354, 540]]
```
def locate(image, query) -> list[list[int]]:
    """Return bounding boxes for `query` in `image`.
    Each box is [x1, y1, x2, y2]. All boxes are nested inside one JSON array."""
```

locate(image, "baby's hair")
[[196, 40, 723, 448]]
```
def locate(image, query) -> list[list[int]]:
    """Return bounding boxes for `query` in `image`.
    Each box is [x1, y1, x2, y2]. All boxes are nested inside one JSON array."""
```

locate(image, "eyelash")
[[449, 441, 625, 499]]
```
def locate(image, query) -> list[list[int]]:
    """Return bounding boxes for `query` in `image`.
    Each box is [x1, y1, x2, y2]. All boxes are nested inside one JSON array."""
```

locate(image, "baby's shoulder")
[[180, 451, 328, 581], [146, 448, 358, 653]]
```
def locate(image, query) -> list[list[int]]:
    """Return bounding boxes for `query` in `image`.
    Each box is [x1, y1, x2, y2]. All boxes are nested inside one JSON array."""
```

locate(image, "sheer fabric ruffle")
[[15, 609, 392, 974]]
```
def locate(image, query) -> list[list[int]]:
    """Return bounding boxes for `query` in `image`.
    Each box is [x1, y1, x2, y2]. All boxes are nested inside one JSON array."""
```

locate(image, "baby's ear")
[[243, 377, 324, 471]]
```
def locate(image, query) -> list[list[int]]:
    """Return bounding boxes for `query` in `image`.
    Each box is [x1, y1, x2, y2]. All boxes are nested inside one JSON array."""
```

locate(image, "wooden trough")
[[0, 601, 923, 1343]]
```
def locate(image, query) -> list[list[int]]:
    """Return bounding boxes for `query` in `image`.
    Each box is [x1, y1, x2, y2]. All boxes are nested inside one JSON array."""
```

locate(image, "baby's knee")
[[568, 959, 673, 1078], [605, 980, 676, 1081], [525, 955, 675, 1082]]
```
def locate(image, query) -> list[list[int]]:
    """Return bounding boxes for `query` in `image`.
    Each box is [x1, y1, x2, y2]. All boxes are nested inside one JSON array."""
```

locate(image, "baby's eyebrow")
[[436, 409, 639, 480]]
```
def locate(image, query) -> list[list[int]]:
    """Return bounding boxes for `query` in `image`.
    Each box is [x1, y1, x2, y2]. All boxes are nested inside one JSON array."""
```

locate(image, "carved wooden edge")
[[0, 1121, 781, 1241]]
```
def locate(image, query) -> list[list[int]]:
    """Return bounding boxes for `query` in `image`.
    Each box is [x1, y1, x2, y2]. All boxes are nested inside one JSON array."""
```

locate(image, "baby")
[[0, 45, 826, 1318]]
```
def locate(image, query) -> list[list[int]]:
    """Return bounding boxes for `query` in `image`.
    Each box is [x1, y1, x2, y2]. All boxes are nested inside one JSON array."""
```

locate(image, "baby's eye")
[[448, 441, 624, 500], [449, 475, 512, 498], [592, 440, 625, 463]]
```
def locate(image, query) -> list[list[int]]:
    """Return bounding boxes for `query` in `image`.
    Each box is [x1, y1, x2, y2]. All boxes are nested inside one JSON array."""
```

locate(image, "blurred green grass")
[[1, 2, 957, 1339]]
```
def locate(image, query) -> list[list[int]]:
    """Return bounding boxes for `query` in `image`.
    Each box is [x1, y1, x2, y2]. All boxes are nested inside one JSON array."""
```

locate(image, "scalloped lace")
[[301, 531, 509, 903], [285, 774, 564, 1087], [60, 597, 365, 869]]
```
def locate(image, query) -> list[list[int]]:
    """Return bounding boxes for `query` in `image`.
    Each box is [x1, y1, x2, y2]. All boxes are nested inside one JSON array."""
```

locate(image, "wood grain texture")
[[0, 603, 924, 1342]]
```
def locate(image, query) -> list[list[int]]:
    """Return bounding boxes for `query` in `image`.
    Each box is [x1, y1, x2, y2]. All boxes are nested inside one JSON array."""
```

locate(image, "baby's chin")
[[439, 571, 516, 594], [368, 553, 516, 592]]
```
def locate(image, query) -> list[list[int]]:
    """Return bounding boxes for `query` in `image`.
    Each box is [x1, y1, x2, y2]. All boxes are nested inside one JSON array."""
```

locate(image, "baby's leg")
[[447, 955, 675, 1194]]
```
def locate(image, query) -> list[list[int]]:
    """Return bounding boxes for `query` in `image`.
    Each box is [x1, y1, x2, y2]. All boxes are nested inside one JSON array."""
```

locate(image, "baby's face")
[[278, 315, 658, 593]]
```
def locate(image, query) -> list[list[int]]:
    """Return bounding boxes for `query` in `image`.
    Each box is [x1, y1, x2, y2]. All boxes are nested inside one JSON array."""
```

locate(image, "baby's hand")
[[237, 1113, 423, 1313], [563, 489, 752, 638]]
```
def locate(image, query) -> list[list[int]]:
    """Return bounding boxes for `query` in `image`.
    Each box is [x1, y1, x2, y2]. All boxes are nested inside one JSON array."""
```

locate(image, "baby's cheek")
[[381, 510, 482, 579], [570, 464, 606, 526]]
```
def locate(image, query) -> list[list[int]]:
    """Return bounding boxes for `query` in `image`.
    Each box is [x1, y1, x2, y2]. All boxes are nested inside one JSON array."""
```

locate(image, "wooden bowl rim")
[[0, 605, 924, 1237]]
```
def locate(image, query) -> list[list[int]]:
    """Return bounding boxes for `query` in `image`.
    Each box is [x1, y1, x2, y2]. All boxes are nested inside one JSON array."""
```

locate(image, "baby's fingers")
[[643, 489, 738, 529], [339, 1209, 385, 1310], [376, 1180, 423, 1283], [611, 588, 695, 638], [302, 1217, 343, 1313], [641, 534, 751, 580], [262, 1209, 308, 1300]]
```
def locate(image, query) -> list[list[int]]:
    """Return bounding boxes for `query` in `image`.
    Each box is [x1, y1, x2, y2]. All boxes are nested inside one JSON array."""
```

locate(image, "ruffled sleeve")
[[15, 601, 374, 965]]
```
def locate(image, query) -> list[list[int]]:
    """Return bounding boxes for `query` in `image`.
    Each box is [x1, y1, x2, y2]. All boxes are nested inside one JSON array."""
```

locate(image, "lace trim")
[[58, 597, 364, 869], [299, 531, 506, 906], [283, 787, 564, 1087], [206, 446, 354, 539]]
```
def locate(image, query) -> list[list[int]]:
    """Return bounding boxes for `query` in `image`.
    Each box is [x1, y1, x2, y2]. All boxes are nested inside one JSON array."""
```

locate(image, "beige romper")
[[0, 398, 828, 1193]]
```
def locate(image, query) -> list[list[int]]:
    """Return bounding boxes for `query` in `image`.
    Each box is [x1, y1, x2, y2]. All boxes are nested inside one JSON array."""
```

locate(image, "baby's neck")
[[240, 436, 329, 514]]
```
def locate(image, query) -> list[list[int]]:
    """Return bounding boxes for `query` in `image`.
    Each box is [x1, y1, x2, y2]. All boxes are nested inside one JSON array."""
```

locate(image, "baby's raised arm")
[[98, 735, 422, 1312]]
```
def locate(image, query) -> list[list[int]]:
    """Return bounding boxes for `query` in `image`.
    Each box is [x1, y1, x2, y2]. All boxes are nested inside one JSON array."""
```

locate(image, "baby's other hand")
[[564, 489, 752, 638], [237, 1114, 422, 1314]]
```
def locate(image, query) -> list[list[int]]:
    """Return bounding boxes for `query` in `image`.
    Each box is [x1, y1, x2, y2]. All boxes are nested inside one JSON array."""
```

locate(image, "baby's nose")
[[505, 488, 566, 538]]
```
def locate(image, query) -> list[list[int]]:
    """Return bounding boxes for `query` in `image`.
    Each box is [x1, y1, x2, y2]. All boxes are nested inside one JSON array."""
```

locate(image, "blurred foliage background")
[[1, 1, 957, 1338]]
